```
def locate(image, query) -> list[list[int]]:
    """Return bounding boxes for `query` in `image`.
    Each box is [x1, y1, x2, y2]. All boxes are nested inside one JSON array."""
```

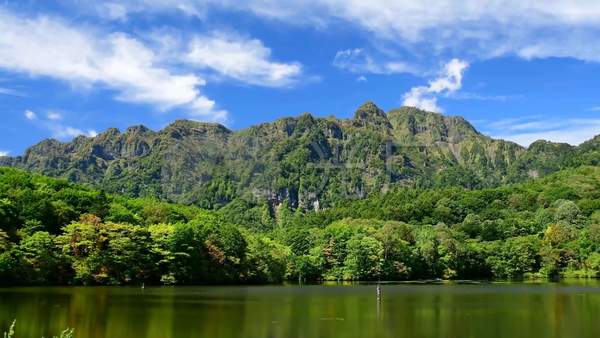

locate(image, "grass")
[[3, 320, 74, 338]]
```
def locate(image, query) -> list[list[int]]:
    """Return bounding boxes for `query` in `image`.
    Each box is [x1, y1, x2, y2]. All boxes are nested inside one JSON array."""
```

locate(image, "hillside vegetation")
[[2, 103, 598, 213], [1, 165, 600, 285]]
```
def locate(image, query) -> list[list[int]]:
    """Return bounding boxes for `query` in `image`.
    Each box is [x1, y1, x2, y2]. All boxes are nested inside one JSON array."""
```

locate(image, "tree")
[[459, 213, 482, 238], [486, 236, 541, 278], [0, 231, 20, 285], [0, 230, 8, 251], [554, 200, 584, 227], [375, 222, 413, 279], [18, 231, 67, 284], [344, 235, 383, 280], [0, 198, 18, 235], [56, 215, 158, 285], [170, 215, 247, 284], [245, 234, 290, 283], [105, 202, 142, 224], [148, 223, 177, 284], [539, 220, 578, 277]]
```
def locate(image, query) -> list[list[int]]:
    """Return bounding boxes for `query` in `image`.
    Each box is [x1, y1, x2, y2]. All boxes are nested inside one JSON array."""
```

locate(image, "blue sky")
[[1, 0, 600, 156]]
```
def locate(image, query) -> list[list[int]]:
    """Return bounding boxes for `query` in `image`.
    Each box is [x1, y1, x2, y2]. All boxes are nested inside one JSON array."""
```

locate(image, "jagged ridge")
[[1, 102, 598, 210]]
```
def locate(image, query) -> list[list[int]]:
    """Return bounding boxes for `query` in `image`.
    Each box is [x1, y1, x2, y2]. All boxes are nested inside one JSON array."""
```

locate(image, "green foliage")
[[486, 236, 541, 278], [0, 167, 109, 235], [56, 215, 158, 285], [3, 320, 14, 338], [554, 200, 584, 226], [2, 320, 73, 338], [6, 102, 598, 214], [245, 234, 291, 283], [344, 235, 384, 280], [1, 164, 600, 284], [53, 328, 75, 338], [18, 231, 67, 284], [169, 214, 247, 283]]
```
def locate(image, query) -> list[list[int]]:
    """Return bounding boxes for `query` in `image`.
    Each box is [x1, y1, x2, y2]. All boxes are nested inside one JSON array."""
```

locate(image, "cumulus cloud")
[[0, 151, 8, 157], [0, 9, 227, 121], [185, 32, 302, 87], [482, 116, 600, 146], [187, 96, 228, 121], [333, 48, 415, 74], [402, 59, 469, 113], [24, 110, 37, 120], [0, 8, 306, 121]]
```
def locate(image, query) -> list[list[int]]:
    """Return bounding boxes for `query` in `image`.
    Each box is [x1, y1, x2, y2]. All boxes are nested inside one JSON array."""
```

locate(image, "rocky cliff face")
[[2, 102, 597, 210]]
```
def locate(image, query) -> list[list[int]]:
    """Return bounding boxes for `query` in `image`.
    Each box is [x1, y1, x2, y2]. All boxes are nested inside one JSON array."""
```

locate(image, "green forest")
[[1, 164, 600, 285]]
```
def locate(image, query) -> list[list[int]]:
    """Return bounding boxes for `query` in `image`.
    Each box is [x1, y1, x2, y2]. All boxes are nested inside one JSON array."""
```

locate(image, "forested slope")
[[2, 103, 598, 212], [1, 165, 599, 285]]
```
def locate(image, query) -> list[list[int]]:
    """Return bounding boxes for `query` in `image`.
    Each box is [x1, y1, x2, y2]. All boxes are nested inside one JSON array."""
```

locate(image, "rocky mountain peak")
[[2, 102, 598, 208], [352, 101, 391, 128], [528, 140, 573, 153], [386, 106, 481, 142], [161, 120, 231, 140], [125, 125, 151, 135], [97, 128, 121, 138]]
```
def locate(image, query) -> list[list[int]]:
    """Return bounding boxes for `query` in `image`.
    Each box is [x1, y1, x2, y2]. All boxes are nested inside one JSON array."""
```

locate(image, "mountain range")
[[1, 102, 599, 210]]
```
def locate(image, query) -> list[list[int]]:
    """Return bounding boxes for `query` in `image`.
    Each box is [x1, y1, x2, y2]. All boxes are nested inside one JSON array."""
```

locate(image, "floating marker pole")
[[376, 283, 382, 321]]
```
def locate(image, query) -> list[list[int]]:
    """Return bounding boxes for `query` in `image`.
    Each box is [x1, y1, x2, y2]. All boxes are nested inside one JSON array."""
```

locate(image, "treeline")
[[278, 166, 600, 280], [1, 166, 600, 285], [0, 168, 287, 285]]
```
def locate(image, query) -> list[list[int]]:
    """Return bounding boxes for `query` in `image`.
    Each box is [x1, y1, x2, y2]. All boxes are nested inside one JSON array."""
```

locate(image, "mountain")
[[1, 102, 598, 210]]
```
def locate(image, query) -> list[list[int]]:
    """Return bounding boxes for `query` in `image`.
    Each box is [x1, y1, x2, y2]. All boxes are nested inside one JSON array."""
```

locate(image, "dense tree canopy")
[[1, 165, 600, 285]]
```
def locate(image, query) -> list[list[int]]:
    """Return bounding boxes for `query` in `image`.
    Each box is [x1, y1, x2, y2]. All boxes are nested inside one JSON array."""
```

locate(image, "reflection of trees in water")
[[2, 285, 600, 338]]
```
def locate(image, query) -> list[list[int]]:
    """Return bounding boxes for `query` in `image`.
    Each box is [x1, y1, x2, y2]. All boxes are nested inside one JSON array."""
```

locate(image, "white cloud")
[[0, 8, 307, 121], [0, 151, 8, 157], [449, 92, 521, 101], [46, 112, 63, 121], [108, 1, 600, 63], [483, 116, 600, 146], [50, 125, 98, 140], [98, 3, 129, 21], [185, 32, 302, 87], [402, 59, 469, 113], [0, 87, 24, 96], [24, 110, 37, 120], [24, 109, 98, 140], [333, 48, 416, 74], [356, 76, 367, 82], [0, 9, 227, 122], [187, 96, 228, 121], [86, 0, 208, 19]]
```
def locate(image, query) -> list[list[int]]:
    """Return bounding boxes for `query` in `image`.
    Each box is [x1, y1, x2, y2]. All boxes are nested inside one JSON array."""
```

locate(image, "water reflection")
[[1, 282, 600, 338]]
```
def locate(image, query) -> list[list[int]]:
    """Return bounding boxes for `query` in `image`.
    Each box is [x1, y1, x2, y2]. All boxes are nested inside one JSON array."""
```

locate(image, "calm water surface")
[[2, 281, 600, 338]]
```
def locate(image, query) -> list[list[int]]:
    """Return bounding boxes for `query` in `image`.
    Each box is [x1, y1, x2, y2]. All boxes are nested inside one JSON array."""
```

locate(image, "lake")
[[1, 281, 600, 338]]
